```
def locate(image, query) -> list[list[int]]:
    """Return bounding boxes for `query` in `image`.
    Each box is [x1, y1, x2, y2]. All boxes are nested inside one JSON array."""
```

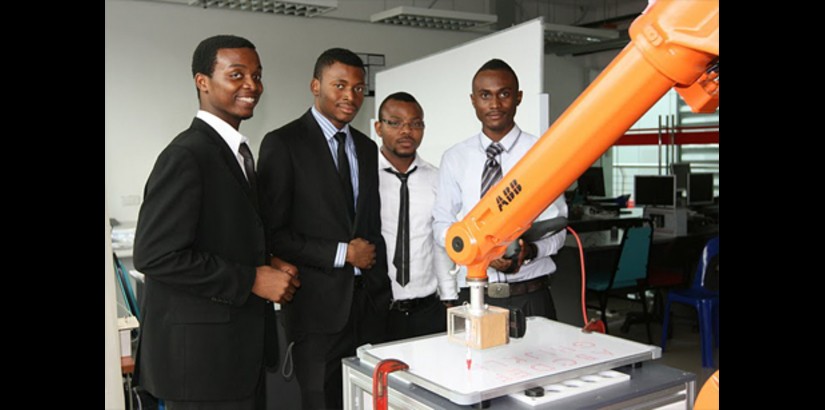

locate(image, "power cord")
[[565, 226, 605, 334]]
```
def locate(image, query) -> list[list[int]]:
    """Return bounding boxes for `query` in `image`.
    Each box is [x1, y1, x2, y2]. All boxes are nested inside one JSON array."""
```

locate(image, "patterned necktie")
[[334, 132, 355, 220], [385, 166, 418, 286], [238, 142, 258, 204], [481, 142, 504, 197]]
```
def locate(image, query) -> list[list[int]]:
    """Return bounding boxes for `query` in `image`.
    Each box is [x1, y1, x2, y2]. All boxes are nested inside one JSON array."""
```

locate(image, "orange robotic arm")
[[446, 0, 719, 282]]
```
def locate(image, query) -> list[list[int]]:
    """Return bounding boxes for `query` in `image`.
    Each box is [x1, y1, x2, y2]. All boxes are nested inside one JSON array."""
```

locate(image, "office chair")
[[631, 238, 703, 337], [586, 221, 655, 344], [113, 254, 161, 409], [660, 236, 719, 368], [114, 253, 140, 320]]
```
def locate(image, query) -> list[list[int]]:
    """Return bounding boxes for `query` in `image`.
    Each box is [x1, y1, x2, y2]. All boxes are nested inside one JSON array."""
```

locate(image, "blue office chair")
[[114, 253, 140, 320], [113, 254, 165, 408], [586, 221, 654, 344], [660, 236, 719, 368]]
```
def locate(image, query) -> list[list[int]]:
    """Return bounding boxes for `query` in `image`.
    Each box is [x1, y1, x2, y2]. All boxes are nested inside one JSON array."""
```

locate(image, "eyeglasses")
[[380, 119, 425, 130]]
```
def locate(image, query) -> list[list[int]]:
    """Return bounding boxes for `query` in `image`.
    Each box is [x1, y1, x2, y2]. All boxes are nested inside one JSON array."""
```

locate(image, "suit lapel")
[[351, 130, 373, 229], [192, 118, 258, 210], [300, 112, 355, 227]]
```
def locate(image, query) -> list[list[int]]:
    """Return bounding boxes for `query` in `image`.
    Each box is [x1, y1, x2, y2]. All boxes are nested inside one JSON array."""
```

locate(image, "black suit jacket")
[[258, 109, 390, 336], [133, 118, 272, 401]]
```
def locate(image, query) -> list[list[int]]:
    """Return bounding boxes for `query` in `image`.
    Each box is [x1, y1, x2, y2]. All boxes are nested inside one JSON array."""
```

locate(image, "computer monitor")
[[687, 173, 714, 205], [577, 166, 606, 198], [670, 162, 691, 191], [634, 175, 676, 207]]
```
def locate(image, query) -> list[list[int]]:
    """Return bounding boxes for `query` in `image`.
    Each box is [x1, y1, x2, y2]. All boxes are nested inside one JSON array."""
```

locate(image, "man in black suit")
[[258, 48, 391, 410], [133, 35, 300, 410]]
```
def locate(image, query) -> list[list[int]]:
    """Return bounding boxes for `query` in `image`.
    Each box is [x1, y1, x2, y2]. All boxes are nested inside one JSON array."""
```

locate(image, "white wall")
[[543, 53, 587, 126], [543, 47, 627, 194], [105, 0, 481, 222], [374, 19, 545, 167]]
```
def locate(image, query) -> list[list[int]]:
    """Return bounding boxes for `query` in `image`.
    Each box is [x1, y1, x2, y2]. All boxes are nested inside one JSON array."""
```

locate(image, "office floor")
[[591, 296, 719, 389]]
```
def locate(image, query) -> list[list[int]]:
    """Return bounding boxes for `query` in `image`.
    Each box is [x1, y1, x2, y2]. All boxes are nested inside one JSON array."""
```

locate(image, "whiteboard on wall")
[[373, 18, 547, 168]]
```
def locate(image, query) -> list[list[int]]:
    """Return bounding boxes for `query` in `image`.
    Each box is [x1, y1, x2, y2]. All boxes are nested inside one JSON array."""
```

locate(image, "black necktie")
[[240, 143, 274, 365], [334, 132, 355, 220], [481, 142, 504, 197], [385, 166, 417, 287], [238, 142, 258, 204]]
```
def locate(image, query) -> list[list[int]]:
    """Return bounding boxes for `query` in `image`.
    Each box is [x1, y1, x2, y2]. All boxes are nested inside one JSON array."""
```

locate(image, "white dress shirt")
[[196, 110, 251, 179], [432, 124, 568, 287], [379, 150, 458, 300]]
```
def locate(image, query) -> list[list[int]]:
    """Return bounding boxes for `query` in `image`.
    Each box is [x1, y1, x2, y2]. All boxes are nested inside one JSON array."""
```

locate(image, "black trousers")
[[386, 294, 447, 342], [164, 367, 265, 410], [290, 285, 387, 410]]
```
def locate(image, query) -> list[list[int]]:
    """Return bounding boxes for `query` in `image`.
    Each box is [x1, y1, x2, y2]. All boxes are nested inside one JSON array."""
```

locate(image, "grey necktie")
[[481, 142, 504, 197]]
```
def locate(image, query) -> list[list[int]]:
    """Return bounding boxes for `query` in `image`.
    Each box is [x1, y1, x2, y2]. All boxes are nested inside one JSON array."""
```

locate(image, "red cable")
[[565, 226, 588, 326]]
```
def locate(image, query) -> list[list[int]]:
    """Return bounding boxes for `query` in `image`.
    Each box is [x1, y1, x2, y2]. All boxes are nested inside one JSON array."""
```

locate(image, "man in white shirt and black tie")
[[376, 92, 458, 341], [432, 59, 568, 319]]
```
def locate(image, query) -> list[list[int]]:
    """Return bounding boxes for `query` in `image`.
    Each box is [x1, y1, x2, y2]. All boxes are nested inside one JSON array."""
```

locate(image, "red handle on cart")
[[372, 359, 409, 410]]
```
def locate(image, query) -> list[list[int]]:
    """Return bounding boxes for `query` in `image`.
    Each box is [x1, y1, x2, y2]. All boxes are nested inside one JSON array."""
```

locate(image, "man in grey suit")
[[258, 48, 391, 410], [133, 35, 299, 410]]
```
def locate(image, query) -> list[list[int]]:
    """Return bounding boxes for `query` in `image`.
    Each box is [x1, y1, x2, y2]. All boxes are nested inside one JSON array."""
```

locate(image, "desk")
[[122, 356, 135, 410], [565, 230, 622, 250], [343, 318, 696, 409], [562, 226, 717, 250], [342, 358, 694, 409], [567, 208, 644, 233]]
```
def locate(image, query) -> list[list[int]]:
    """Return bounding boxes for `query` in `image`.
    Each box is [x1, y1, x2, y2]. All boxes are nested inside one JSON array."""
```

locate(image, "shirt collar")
[[311, 105, 351, 142], [478, 124, 522, 154], [196, 110, 249, 152], [379, 147, 421, 174]]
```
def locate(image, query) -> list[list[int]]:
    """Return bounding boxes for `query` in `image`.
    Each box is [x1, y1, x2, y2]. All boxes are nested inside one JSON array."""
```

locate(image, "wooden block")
[[447, 305, 510, 349]]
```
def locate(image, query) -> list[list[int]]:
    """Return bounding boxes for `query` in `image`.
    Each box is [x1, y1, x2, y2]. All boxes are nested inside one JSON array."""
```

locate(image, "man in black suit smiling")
[[133, 35, 300, 409], [258, 48, 390, 409]]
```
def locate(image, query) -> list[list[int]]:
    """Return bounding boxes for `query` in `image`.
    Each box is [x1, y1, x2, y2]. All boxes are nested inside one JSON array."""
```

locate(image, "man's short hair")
[[192, 34, 256, 78], [472, 58, 520, 91], [313, 48, 365, 80], [378, 92, 422, 119]]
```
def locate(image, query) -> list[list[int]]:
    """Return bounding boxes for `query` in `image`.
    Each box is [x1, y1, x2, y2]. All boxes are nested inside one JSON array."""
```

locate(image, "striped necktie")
[[481, 142, 504, 197]]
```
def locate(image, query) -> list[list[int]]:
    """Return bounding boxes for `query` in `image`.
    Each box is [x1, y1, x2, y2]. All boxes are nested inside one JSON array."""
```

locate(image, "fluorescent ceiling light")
[[166, 0, 338, 17], [543, 23, 619, 44], [370, 6, 497, 31]]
